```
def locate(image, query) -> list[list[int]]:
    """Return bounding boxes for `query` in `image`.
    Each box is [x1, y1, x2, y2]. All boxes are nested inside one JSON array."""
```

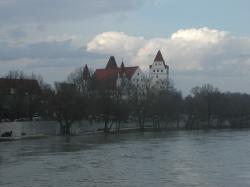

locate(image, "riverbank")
[[1, 119, 249, 142], [0, 120, 140, 138], [0, 134, 47, 142]]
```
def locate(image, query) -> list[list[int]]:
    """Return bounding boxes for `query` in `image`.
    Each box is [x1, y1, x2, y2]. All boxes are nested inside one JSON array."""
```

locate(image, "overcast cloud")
[[87, 28, 250, 77], [0, 0, 249, 94], [0, 0, 147, 24]]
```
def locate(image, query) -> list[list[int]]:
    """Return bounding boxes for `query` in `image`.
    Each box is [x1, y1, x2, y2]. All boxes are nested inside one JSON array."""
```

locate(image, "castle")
[[149, 50, 169, 90], [83, 50, 169, 91]]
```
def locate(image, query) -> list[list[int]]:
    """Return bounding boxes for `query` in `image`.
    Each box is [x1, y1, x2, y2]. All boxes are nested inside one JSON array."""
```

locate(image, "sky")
[[0, 0, 250, 95]]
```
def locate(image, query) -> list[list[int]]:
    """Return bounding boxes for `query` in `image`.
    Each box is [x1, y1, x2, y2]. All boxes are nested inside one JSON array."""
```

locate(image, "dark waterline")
[[1, 129, 250, 187]]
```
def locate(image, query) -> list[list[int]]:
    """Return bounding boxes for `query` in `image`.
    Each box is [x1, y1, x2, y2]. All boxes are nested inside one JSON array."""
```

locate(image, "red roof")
[[93, 68, 118, 81], [93, 66, 138, 81], [93, 56, 139, 90], [123, 66, 138, 79]]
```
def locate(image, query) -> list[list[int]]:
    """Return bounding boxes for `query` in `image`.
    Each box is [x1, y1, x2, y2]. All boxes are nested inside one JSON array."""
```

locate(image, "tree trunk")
[[59, 121, 72, 135], [59, 121, 65, 135], [65, 123, 71, 135], [104, 119, 109, 133]]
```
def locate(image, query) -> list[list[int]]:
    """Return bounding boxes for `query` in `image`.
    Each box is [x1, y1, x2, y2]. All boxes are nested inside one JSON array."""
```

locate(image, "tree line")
[[1, 69, 250, 135]]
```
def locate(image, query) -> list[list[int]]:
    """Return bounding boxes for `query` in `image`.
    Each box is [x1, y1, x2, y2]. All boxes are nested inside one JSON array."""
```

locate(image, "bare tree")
[[67, 67, 93, 96], [53, 82, 86, 135], [185, 84, 220, 128], [128, 83, 152, 130]]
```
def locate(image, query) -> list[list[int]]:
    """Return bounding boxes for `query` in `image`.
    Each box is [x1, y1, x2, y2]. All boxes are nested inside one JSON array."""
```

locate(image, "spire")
[[119, 61, 126, 77], [154, 50, 165, 62], [120, 61, 125, 69], [83, 64, 90, 80], [106, 56, 117, 69]]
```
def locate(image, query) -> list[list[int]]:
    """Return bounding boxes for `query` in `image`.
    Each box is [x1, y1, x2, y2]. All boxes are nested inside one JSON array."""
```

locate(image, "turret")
[[83, 64, 90, 81]]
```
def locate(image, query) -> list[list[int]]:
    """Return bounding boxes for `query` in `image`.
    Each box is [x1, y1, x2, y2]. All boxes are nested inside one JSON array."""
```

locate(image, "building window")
[[10, 88, 16, 94], [161, 70, 163, 72], [157, 69, 159, 72], [153, 70, 155, 72]]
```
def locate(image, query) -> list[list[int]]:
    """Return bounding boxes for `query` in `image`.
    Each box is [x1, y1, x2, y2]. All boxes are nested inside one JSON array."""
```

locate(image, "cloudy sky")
[[0, 0, 250, 94]]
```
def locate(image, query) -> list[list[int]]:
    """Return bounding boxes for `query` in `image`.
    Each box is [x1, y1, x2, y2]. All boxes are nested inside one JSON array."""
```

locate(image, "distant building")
[[92, 56, 145, 91], [0, 78, 41, 120], [84, 50, 169, 93], [149, 50, 169, 90], [0, 78, 41, 95]]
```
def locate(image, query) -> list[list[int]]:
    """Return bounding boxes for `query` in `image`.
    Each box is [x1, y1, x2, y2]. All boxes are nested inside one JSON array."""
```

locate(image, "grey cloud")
[[0, 0, 146, 24], [0, 39, 104, 61], [195, 38, 250, 76], [36, 25, 47, 32], [9, 28, 27, 39]]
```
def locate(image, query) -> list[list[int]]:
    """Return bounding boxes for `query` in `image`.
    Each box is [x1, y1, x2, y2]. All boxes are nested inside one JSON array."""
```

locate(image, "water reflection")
[[1, 130, 250, 187]]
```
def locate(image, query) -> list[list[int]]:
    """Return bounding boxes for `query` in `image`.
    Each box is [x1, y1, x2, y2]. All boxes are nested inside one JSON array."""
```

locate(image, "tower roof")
[[154, 50, 165, 62], [83, 64, 90, 80], [106, 56, 117, 69], [153, 50, 168, 68]]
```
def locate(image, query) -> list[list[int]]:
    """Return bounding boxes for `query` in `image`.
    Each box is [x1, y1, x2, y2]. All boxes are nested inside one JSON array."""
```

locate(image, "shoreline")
[[0, 134, 47, 142], [1, 121, 250, 142]]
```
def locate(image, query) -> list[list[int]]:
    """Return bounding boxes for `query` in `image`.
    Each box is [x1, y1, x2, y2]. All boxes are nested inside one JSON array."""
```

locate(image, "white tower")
[[149, 50, 169, 90]]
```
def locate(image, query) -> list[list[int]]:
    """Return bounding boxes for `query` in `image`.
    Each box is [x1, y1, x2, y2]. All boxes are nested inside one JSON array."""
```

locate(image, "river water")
[[1, 130, 250, 187]]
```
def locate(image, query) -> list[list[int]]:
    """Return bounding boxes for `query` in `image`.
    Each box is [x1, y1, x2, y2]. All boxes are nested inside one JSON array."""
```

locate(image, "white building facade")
[[130, 68, 146, 89], [149, 50, 169, 90]]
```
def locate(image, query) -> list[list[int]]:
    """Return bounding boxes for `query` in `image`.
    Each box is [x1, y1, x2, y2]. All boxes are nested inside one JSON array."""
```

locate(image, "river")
[[1, 130, 250, 187]]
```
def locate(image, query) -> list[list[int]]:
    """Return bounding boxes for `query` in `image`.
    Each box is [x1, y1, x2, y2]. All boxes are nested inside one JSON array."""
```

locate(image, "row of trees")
[[57, 67, 250, 134], [1, 69, 250, 135], [185, 85, 250, 129]]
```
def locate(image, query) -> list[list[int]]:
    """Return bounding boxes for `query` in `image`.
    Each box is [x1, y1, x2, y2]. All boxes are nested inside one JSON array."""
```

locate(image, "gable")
[[151, 50, 169, 69]]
